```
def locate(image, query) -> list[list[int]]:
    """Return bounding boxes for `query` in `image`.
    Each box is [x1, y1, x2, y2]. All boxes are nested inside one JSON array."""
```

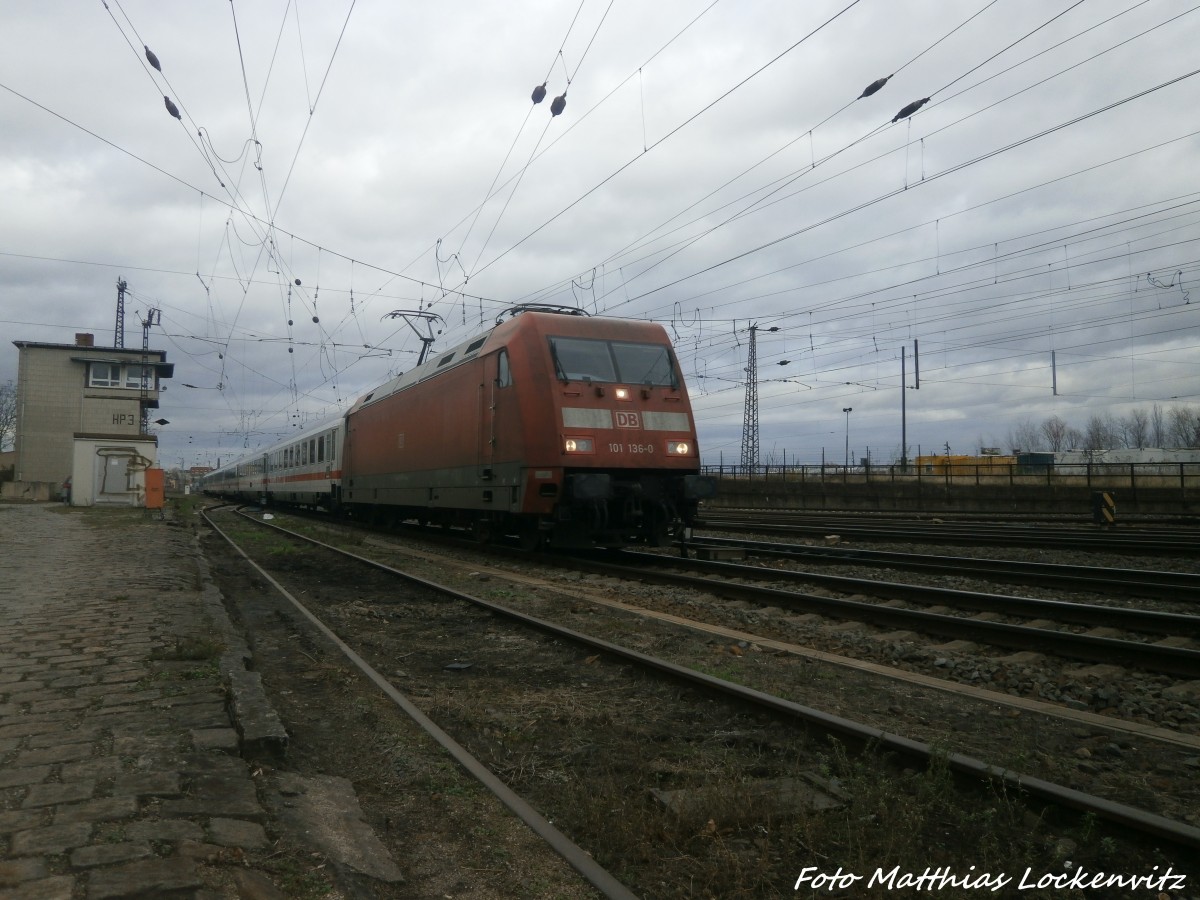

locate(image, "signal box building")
[[5, 333, 173, 505]]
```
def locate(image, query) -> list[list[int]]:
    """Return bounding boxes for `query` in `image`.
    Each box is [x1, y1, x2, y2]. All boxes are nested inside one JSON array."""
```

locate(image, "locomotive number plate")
[[608, 443, 654, 454]]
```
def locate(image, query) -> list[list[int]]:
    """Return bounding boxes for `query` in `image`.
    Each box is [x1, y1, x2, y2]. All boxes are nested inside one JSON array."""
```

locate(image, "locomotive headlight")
[[614, 386, 631, 400], [564, 437, 594, 453], [666, 440, 690, 455]]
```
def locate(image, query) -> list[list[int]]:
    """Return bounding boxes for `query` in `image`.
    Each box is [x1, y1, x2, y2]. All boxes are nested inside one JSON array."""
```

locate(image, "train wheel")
[[646, 504, 675, 548], [473, 519, 493, 544], [518, 518, 543, 551]]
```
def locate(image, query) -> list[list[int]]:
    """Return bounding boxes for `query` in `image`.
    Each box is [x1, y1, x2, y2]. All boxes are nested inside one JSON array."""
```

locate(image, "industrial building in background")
[[4, 333, 173, 505]]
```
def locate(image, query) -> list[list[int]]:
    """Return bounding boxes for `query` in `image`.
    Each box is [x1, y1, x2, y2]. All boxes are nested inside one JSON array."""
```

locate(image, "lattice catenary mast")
[[114, 277, 127, 348], [740, 324, 759, 469]]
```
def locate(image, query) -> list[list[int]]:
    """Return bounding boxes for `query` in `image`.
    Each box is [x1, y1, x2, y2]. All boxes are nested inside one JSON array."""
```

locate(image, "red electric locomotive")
[[340, 307, 715, 547]]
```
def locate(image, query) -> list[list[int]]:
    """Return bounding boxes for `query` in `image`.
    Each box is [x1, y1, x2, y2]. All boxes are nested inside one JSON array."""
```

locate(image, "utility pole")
[[138, 308, 160, 433], [843, 407, 853, 468], [740, 325, 760, 470], [901, 339, 919, 470]]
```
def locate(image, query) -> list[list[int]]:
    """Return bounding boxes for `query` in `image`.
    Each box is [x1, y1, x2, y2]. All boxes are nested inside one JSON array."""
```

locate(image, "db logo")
[[615, 411, 641, 429]]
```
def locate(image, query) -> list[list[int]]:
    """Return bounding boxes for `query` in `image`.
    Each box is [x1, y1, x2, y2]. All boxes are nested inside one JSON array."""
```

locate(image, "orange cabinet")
[[145, 467, 165, 509]]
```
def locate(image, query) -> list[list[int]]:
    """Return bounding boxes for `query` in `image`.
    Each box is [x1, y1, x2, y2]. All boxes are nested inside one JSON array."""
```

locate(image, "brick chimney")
[[75, 333, 94, 347]]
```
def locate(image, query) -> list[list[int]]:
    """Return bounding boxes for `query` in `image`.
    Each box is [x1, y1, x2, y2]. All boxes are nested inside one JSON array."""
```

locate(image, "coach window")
[[497, 349, 512, 388], [309, 439, 316, 463]]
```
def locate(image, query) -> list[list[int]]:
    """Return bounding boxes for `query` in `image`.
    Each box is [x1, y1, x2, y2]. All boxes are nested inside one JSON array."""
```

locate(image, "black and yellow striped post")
[[1091, 491, 1116, 525]]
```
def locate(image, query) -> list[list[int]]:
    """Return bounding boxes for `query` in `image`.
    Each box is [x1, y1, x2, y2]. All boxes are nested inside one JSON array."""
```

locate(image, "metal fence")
[[701, 461, 1200, 490]]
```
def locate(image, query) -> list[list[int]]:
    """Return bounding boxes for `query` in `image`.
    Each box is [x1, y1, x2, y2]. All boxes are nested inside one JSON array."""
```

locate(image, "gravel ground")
[[204, 511, 1200, 898]]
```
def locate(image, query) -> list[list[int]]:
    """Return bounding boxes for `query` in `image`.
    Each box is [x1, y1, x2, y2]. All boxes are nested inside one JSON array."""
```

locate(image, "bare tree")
[[1168, 406, 1200, 449], [1041, 415, 1071, 452], [1150, 403, 1167, 448], [1083, 414, 1118, 450], [1008, 418, 1043, 453], [0, 381, 16, 453], [1122, 408, 1149, 449]]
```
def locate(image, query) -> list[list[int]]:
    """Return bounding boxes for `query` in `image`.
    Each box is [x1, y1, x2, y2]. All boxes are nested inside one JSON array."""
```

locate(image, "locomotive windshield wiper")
[[550, 342, 569, 382]]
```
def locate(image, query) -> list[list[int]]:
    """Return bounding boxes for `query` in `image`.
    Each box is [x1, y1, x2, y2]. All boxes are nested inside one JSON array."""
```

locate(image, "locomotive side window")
[[548, 337, 677, 387], [497, 349, 512, 388]]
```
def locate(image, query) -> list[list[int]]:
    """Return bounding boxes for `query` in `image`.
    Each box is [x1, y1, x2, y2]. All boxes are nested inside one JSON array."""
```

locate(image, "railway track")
[[696, 509, 1200, 554], [561, 550, 1200, 678], [200, 504, 1200, 890], [684, 535, 1200, 602]]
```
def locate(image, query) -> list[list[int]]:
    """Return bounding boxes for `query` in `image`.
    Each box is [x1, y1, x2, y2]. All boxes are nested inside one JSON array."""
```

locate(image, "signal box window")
[[124, 366, 153, 389], [89, 363, 122, 387]]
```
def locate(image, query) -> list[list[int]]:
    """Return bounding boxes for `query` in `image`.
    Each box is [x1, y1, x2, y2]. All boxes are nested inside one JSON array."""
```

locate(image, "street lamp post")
[[842, 407, 853, 468]]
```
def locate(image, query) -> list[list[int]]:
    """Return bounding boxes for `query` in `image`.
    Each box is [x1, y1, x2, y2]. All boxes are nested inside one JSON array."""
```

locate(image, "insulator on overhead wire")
[[531, 83, 547, 104], [164, 95, 181, 120], [550, 93, 566, 116], [891, 97, 929, 123], [144, 45, 162, 72], [857, 75, 888, 99]]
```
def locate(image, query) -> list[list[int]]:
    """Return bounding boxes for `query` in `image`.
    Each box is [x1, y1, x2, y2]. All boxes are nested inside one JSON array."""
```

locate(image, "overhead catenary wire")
[[9, 4, 1198, 458], [610, 66, 1200, 312], [458, 0, 867, 289], [510, 0, 1171, 318]]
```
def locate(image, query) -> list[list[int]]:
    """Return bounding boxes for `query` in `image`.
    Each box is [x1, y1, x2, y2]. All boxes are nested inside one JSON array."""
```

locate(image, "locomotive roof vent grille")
[[466, 337, 486, 353], [436, 353, 455, 368]]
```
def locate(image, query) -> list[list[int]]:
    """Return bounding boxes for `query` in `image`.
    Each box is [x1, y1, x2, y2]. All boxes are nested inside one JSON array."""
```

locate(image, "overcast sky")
[[3, 0, 1198, 469]]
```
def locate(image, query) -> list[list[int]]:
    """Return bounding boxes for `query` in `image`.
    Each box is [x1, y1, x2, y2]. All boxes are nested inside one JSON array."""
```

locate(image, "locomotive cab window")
[[496, 349, 512, 388], [548, 336, 677, 387]]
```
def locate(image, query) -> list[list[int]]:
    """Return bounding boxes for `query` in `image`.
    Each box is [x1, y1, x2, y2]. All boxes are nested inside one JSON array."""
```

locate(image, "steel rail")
[[570, 556, 1200, 677], [204, 509, 640, 900], [699, 509, 1200, 536], [686, 536, 1200, 600], [208, 507, 1200, 852], [696, 513, 1200, 553], [622, 551, 1200, 636]]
